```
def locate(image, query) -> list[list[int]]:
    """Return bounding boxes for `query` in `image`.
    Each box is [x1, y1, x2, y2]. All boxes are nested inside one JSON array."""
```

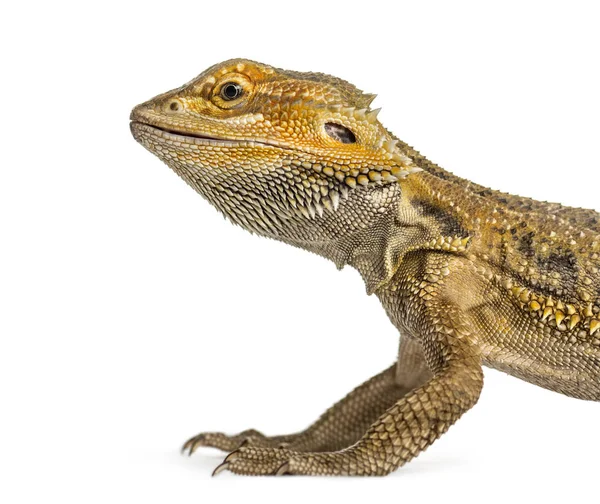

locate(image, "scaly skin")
[[130, 59, 600, 476]]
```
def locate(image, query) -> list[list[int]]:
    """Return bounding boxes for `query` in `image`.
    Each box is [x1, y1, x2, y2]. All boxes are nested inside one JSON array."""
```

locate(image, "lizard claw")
[[212, 461, 230, 477], [181, 438, 194, 456], [181, 429, 269, 456], [224, 449, 241, 462], [181, 434, 204, 456], [274, 461, 291, 476], [187, 437, 202, 456], [211, 446, 294, 475], [180, 441, 189, 455]]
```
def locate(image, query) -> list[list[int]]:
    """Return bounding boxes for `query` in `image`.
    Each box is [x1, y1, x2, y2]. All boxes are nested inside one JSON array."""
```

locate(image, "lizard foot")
[[182, 429, 286, 455], [212, 447, 293, 476], [211, 446, 388, 476]]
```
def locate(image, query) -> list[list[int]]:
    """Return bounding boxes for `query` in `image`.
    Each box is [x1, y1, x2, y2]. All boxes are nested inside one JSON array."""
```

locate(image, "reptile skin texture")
[[130, 59, 600, 476]]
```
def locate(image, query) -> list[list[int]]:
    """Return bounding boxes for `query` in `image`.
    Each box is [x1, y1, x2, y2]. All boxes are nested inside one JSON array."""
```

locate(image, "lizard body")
[[130, 59, 600, 476]]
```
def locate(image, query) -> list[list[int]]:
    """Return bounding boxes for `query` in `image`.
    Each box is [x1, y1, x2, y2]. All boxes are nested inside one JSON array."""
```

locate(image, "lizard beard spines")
[[230, 162, 350, 230]]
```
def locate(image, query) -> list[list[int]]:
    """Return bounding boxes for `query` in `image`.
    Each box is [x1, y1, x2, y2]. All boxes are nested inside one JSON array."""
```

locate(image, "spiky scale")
[[366, 108, 381, 123], [368, 171, 382, 182], [512, 286, 524, 298], [519, 290, 531, 303], [568, 314, 581, 330], [381, 170, 397, 182], [297, 205, 310, 219], [390, 167, 410, 179], [353, 108, 368, 120], [362, 93, 377, 106], [330, 191, 340, 210], [357, 175, 369, 186], [383, 139, 398, 153]]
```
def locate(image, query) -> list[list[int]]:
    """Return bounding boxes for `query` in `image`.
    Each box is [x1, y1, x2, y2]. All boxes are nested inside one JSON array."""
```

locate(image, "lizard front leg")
[[183, 338, 430, 455], [213, 310, 483, 476]]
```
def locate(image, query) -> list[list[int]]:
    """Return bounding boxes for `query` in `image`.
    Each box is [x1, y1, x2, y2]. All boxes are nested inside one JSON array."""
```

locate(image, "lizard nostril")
[[169, 101, 180, 111]]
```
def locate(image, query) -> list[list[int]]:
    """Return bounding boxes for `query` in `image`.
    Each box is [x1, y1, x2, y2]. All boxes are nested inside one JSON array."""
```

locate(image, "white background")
[[1, 1, 599, 503]]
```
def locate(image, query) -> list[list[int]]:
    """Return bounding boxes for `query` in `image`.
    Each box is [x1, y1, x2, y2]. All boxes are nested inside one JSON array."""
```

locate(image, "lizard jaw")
[[129, 121, 273, 149], [129, 103, 275, 148], [137, 122, 234, 142]]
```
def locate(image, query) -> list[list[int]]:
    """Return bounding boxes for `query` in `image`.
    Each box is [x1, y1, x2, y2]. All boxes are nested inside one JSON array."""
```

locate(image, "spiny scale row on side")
[[290, 158, 421, 188], [343, 166, 422, 189], [504, 283, 600, 336], [284, 157, 421, 191], [425, 236, 471, 253]]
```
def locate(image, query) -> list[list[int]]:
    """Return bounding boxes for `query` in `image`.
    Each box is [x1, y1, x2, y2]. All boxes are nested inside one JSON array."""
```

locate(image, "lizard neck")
[[301, 170, 474, 295]]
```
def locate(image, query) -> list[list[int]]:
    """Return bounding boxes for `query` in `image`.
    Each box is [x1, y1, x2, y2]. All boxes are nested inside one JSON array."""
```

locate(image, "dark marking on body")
[[517, 231, 536, 258], [536, 250, 579, 297], [413, 199, 467, 237]]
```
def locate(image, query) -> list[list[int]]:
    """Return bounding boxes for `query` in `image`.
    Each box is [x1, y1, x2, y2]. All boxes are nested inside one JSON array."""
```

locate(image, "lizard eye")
[[325, 123, 356, 144], [220, 82, 243, 101]]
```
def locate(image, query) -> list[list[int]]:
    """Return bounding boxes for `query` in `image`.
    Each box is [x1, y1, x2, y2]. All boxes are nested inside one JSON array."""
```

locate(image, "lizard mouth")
[[129, 107, 294, 151], [143, 123, 224, 141], [130, 121, 256, 147]]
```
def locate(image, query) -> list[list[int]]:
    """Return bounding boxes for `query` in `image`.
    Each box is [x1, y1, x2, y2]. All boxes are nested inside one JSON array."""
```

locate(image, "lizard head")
[[131, 59, 421, 252]]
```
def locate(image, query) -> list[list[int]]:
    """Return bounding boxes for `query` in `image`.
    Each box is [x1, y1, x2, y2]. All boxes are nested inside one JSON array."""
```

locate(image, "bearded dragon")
[[130, 59, 600, 476]]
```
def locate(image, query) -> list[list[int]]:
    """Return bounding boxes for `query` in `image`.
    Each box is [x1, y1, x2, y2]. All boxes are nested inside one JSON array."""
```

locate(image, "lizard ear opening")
[[325, 123, 356, 144]]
